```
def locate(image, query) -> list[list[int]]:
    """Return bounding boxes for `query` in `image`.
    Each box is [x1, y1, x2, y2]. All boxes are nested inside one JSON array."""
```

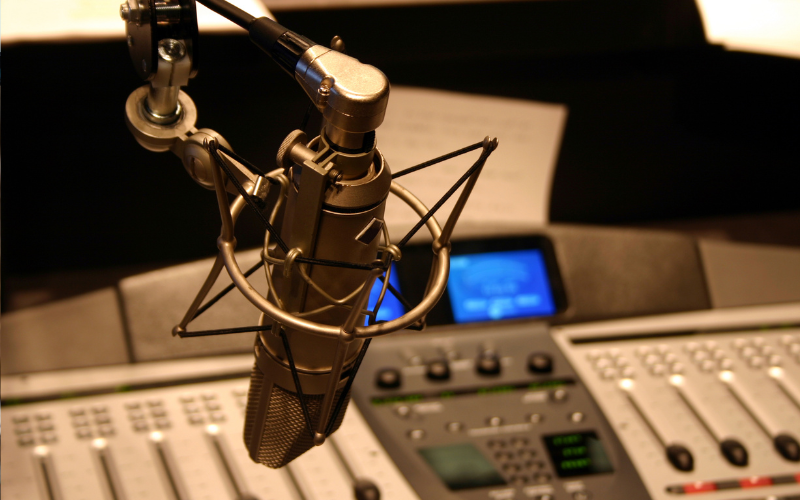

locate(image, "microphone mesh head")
[[244, 362, 352, 468]]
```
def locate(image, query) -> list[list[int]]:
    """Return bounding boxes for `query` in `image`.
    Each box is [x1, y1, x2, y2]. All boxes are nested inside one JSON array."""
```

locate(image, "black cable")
[[280, 331, 316, 439], [178, 325, 271, 338], [217, 145, 270, 179], [397, 141, 495, 248], [391, 141, 483, 179], [192, 260, 264, 321], [195, 0, 254, 29], [210, 144, 290, 253], [380, 276, 414, 312], [325, 338, 372, 436], [295, 256, 383, 271], [300, 103, 315, 133]]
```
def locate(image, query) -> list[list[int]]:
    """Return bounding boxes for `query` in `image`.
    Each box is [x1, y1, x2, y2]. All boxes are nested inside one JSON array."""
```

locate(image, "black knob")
[[666, 444, 694, 472], [375, 368, 401, 389], [354, 478, 381, 500], [720, 439, 748, 466], [528, 353, 553, 374], [426, 359, 450, 381], [774, 433, 800, 462], [477, 352, 501, 375]]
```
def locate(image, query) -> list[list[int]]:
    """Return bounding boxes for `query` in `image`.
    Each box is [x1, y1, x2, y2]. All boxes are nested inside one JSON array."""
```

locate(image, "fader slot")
[[669, 374, 749, 466], [150, 431, 192, 500], [770, 367, 800, 411], [619, 379, 694, 471], [329, 437, 381, 500], [720, 370, 800, 462], [32, 446, 64, 500], [205, 425, 258, 500], [92, 438, 127, 500], [283, 464, 309, 500]]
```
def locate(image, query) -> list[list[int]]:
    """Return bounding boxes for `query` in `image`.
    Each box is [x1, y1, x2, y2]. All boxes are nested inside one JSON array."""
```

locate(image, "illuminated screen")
[[447, 249, 556, 323], [365, 264, 404, 325], [543, 432, 614, 478], [419, 443, 506, 490]]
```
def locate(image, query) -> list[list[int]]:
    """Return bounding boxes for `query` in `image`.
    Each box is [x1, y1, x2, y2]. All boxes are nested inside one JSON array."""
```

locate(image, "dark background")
[[3, 0, 799, 311]]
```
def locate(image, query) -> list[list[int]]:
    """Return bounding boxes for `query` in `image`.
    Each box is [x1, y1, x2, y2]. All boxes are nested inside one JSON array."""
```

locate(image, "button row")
[[180, 391, 226, 425], [70, 405, 117, 439], [13, 413, 57, 446], [124, 398, 171, 432], [376, 352, 553, 388]]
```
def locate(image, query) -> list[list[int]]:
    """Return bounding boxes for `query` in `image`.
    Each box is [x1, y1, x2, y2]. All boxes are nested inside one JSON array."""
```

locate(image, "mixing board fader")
[[556, 326, 800, 500], [1, 377, 420, 500]]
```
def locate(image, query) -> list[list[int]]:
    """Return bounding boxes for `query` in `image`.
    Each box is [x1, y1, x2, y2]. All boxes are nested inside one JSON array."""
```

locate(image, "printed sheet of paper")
[[1, 0, 271, 44], [378, 86, 567, 242]]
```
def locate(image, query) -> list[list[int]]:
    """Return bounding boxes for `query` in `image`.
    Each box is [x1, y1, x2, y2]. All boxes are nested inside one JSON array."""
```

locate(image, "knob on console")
[[477, 351, 501, 375], [376, 368, 402, 389], [666, 444, 694, 472], [427, 360, 451, 381], [528, 353, 553, 374], [774, 433, 800, 462], [720, 439, 748, 467]]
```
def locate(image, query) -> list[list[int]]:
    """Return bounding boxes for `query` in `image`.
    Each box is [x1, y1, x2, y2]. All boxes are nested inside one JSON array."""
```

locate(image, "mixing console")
[[555, 319, 800, 500], [1, 375, 420, 500]]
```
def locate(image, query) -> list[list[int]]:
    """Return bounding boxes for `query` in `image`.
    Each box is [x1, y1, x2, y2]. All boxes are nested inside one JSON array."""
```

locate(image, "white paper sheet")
[[377, 86, 567, 242], [1, 0, 272, 44]]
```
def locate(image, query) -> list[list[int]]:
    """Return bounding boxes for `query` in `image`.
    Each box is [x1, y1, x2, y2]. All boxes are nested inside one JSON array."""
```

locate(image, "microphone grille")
[[244, 362, 352, 468]]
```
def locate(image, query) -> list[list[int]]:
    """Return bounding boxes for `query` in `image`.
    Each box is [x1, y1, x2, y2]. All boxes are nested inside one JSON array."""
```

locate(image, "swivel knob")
[[426, 359, 451, 381], [477, 351, 501, 376], [528, 353, 553, 374]]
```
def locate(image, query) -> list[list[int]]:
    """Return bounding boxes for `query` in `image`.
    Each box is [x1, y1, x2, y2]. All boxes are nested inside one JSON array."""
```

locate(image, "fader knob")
[[528, 353, 553, 374], [354, 479, 381, 500], [774, 433, 800, 462], [477, 351, 501, 375], [427, 360, 451, 381], [666, 444, 694, 472], [720, 439, 748, 467]]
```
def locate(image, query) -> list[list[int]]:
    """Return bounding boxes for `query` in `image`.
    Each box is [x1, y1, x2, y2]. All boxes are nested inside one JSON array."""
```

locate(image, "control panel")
[[1, 377, 420, 500], [555, 326, 800, 500], [352, 323, 650, 500]]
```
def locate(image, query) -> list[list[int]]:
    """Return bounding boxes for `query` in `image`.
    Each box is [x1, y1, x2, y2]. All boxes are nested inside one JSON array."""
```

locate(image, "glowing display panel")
[[447, 249, 556, 323], [419, 443, 506, 490], [543, 432, 614, 478]]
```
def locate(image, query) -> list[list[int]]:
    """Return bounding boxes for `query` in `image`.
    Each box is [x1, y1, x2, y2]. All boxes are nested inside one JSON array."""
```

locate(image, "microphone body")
[[244, 136, 392, 468]]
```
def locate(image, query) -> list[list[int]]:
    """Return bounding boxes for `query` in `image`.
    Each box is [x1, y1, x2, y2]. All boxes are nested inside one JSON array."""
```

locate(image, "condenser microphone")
[[238, 21, 393, 467], [137, 0, 488, 470]]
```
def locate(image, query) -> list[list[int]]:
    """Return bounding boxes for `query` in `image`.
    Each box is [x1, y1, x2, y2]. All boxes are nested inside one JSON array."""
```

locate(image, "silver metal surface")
[[125, 85, 197, 152], [143, 39, 190, 124], [295, 45, 390, 137]]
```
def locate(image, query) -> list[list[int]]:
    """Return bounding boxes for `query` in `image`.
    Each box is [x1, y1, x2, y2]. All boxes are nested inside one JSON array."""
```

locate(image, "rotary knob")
[[426, 359, 451, 381], [476, 351, 501, 375], [375, 368, 401, 389], [528, 353, 553, 374]]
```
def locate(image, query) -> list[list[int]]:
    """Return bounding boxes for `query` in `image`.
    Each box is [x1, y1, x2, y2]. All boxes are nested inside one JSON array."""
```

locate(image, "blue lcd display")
[[447, 249, 556, 323], [365, 264, 405, 325]]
